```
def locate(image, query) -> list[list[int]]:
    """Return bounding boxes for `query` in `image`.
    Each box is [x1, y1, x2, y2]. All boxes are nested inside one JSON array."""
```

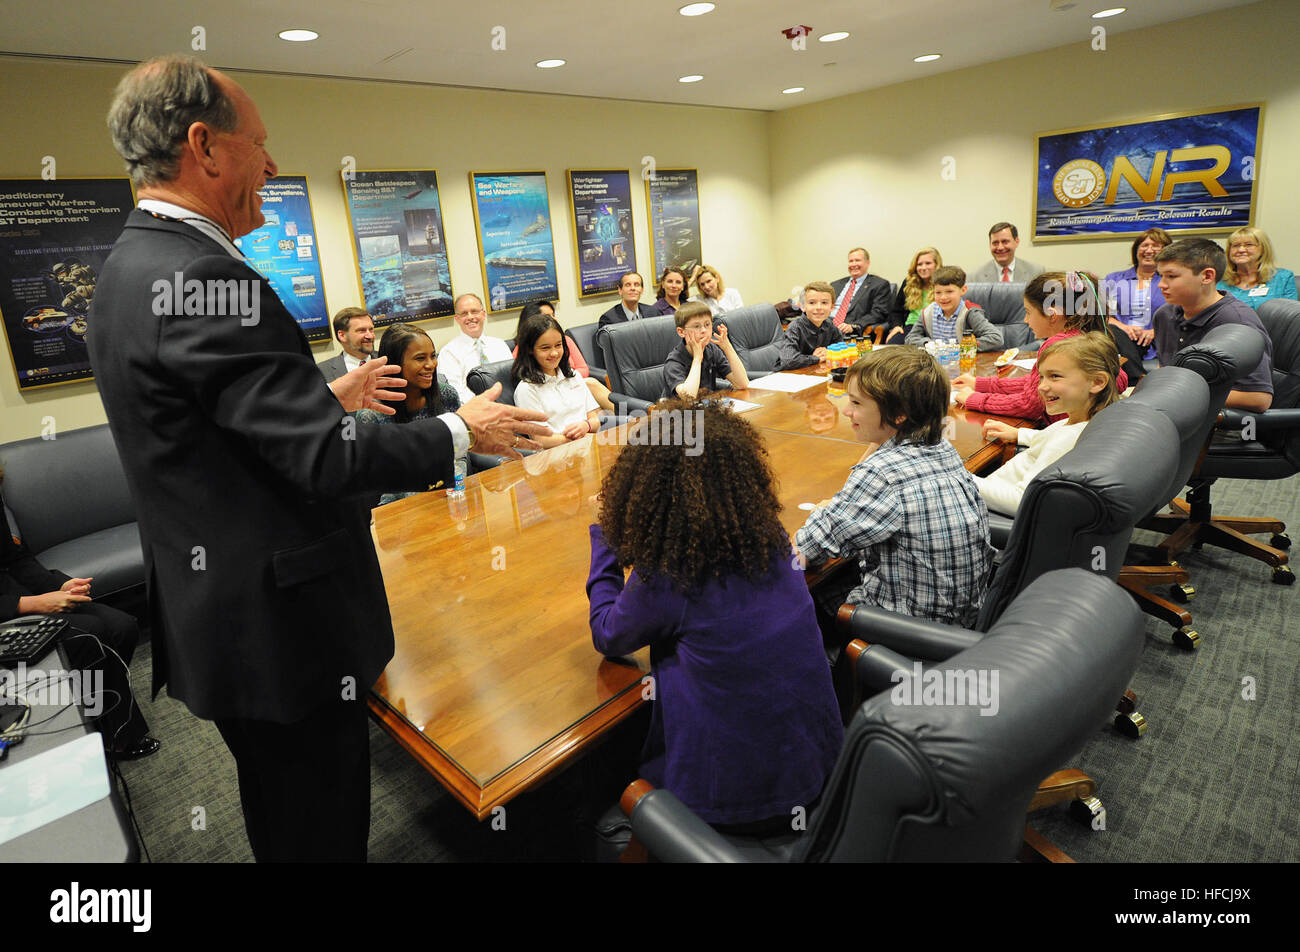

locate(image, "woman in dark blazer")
[[1, 481, 158, 758]]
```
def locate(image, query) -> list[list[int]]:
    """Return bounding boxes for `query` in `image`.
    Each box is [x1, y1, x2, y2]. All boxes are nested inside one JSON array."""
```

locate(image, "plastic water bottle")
[[450, 457, 467, 499], [941, 339, 960, 378]]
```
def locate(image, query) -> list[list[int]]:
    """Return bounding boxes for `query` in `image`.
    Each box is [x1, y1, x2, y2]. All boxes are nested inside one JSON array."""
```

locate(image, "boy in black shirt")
[[777, 281, 844, 370]]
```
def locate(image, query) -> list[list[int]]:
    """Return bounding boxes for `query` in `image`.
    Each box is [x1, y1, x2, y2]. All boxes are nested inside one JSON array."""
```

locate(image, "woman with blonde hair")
[[689, 264, 744, 316], [884, 247, 942, 344], [1218, 226, 1297, 310]]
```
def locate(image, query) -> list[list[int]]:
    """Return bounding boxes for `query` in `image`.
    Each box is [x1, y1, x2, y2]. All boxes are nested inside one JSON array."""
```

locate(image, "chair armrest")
[[836, 602, 982, 661], [610, 392, 653, 414], [1219, 407, 1300, 434], [845, 639, 916, 698], [988, 512, 1014, 549], [621, 780, 747, 863], [468, 451, 504, 473]]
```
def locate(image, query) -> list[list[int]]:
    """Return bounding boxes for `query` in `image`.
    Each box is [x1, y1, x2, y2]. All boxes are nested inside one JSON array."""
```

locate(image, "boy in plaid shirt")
[[795, 347, 994, 636]]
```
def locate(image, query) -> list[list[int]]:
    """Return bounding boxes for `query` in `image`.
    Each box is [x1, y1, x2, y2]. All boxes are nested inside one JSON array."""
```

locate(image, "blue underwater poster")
[[1034, 105, 1261, 240], [469, 171, 559, 313]]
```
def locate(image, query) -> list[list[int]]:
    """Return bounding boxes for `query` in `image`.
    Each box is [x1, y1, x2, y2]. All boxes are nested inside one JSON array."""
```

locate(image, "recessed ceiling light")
[[679, 74, 704, 83], [913, 53, 942, 63], [782, 87, 805, 94], [818, 32, 850, 43], [679, 3, 715, 15], [1092, 7, 1126, 17], [536, 59, 566, 68], [278, 29, 318, 42]]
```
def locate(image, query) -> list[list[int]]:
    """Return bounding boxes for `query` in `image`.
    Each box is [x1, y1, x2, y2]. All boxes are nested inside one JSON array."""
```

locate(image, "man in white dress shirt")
[[317, 306, 374, 382], [968, 222, 1044, 284], [437, 292, 513, 402]]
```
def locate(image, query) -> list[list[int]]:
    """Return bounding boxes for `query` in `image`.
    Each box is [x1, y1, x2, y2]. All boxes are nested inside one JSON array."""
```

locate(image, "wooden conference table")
[[368, 353, 1028, 818]]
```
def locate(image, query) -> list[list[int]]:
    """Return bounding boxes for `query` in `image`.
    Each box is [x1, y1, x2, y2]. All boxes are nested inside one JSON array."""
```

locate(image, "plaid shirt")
[[795, 437, 994, 627]]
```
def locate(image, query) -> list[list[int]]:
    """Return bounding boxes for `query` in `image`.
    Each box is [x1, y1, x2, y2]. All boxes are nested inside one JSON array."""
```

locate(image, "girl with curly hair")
[[586, 399, 842, 831]]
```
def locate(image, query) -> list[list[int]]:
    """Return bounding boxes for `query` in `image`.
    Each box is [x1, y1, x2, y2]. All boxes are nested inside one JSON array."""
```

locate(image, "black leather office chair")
[[1119, 325, 1266, 647], [1142, 300, 1300, 584], [720, 303, 782, 377], [465, 358, 516, 404], [840, 398, 1180, 739], [599, 317, 678, 407], [567, 322, 605, 383], [618, 568, 1144, 862], [963, 282, 1038, 350]]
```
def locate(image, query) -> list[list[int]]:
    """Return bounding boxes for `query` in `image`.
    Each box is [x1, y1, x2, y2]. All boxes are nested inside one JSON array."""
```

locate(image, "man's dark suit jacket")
[[830, 273, 893, 333], [87, 210, 456, 724], [317, 352, 349, 382], [597, 301, 659, 332]]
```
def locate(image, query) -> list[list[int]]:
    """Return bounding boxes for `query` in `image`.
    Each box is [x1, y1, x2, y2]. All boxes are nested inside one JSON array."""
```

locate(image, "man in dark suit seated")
[[88, 55, 549, 862], [317, 306, 375, 382], [597, 271, 659, 331], [830, 248, 892, 337]]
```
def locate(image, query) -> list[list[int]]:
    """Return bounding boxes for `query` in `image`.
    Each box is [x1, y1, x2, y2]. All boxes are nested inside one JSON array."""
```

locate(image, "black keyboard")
[[0, 616, 68, 667]]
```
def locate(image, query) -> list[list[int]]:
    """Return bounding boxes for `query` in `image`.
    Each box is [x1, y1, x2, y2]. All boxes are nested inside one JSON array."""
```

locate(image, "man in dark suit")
[[830, 248, 892, 336], [88, 55, 548, 861], [317, 306, 375, 383], [596, 271, 659, 368], [597, 272, 658, 331]]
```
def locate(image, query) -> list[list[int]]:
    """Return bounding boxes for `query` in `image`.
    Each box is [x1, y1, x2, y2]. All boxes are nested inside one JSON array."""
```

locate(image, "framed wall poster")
[[0, 177, 134, 391], [341, 169, 454, 326], [468, 170, 559, 314], [1033, 104, 1263, 241], [566, 170, 636, 298], [232, 175, 330, 341], [645, 168, 701, 283]]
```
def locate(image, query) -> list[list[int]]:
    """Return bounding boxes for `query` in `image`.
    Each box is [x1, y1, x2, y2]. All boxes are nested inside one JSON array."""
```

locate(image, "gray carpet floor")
[[110, 474, 1300, 863]]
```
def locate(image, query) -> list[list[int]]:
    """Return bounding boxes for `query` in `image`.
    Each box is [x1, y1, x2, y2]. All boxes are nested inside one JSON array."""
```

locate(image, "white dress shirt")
[[513, 370, 599, 432], [439, 332, 513, 403]]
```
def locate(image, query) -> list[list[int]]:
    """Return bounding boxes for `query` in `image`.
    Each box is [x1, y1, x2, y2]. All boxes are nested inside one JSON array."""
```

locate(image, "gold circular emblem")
[[1053, 159, 1107, 208]]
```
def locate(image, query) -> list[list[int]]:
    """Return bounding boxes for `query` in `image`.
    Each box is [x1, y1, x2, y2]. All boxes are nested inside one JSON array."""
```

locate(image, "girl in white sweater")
[[972, 332, 1121, 516]]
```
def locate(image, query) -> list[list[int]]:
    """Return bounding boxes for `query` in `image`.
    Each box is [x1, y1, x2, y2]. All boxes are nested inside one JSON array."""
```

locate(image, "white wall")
[[767, 0, 1300, 293]]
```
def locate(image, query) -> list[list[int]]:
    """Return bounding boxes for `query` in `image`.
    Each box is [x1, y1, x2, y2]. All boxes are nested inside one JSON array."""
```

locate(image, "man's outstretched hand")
[[457, 383, 552, 458], [329, 357, 407, 414]]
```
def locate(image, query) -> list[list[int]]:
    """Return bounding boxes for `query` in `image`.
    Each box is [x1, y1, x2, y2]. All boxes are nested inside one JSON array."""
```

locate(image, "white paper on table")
[[745, 372, 829, 394], [718, 396, 761, 412], [1010, 358, 1038, 370]]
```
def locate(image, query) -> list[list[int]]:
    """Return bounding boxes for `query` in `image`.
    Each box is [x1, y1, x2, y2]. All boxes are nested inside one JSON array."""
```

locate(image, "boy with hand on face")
[[663, 301, 750, 399], [777, 281, 844, 370]]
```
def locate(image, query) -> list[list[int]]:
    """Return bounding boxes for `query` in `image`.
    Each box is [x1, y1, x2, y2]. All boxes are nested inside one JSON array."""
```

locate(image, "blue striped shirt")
[[795, 437, 994, 626]]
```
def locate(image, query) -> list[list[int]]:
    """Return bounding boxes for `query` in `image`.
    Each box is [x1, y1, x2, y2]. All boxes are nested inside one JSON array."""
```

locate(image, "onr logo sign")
[[1051, 146, 1232, 208]]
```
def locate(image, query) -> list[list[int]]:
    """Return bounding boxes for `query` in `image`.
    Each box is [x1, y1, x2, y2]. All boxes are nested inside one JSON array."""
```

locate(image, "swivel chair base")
[[1144, 489, 1293, 584], [1117, 562, 1202, 650]]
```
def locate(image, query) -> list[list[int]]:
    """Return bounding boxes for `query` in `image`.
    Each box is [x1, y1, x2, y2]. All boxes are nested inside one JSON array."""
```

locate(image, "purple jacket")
[[587, 524, 842, 825]]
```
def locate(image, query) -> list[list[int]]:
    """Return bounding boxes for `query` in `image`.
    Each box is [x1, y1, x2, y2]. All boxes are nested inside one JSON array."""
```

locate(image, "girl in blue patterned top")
[[356, 322, 459, 505]]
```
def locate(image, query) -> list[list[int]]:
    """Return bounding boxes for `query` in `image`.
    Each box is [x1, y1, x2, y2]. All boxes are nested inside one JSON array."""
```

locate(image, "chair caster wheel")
[[1169, 583, 1195, 603], [1271, 533, 1291, 551], [1115, 710, 1147, 739], [1070, 796, 1106, 829], [1173, 627, 1200, 650], [1272, 566, 1295, 586]]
